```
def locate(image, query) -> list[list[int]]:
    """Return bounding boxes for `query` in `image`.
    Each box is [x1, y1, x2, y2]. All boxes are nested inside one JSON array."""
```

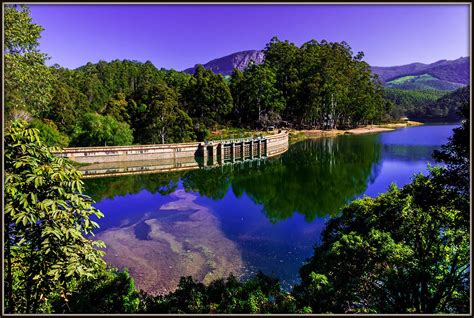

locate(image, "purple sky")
[[28, 4, 470, 71]]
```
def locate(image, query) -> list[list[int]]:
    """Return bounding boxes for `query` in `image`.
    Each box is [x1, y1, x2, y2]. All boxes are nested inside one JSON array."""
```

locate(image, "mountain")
[[371, 57, 469, 85], [384, 74, 464, 91], [183, 50, 264, 76], [184, 50, 469, 86]]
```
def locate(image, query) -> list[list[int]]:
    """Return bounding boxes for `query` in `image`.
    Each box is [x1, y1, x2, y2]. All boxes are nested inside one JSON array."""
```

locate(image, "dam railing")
[[54, 131, 288, 178]]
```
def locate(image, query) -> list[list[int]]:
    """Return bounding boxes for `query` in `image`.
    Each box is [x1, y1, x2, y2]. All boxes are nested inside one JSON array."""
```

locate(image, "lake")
[[84, 124, 458, 295]]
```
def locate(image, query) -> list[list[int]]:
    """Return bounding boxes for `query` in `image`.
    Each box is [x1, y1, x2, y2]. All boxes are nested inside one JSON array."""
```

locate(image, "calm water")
[[84, 124, 458, 292]]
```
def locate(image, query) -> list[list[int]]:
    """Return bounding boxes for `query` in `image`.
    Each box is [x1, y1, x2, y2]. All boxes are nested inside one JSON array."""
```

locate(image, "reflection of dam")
[[76, 132, 289, 178]]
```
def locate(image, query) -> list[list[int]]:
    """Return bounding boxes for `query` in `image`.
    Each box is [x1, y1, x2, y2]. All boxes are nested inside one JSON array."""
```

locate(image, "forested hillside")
[[384, 74, 463, 91], [408, 86, 470, 121], [5, 5, 389, 148], [384, 86, 469, 121], [4, 5, 470, 314]]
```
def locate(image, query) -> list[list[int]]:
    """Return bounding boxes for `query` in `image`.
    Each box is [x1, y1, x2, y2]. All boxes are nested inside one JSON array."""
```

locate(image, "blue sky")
[[28, 4, 470, 70]]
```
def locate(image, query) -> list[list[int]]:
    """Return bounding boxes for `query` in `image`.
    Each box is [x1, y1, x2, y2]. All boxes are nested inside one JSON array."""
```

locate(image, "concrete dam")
[[54, 131, 289, 178]]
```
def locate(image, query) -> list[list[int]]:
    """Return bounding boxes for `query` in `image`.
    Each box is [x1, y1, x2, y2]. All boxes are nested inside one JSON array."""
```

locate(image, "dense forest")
[[5, 100, 470, 314], [4, 5, 471, 314], [5, 5, 467, 150], [5, 5, 392, 149], [384, 86, 470, 121]]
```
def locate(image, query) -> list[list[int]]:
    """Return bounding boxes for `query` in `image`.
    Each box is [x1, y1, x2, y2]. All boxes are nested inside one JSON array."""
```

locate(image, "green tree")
[[262, 37, 385, 129], [47, 66, 90, 134], [138, 273, 300, 314], [4, 120, 107, 313], [138, 84, 195, 144], [264, 37, 301, 124], [183, 65, 233, 127], [102, 92, 129, 122], [4, 5, 54, 123], [71, 113, 134, 147], [231, 64, 286, 127], [432, 101, 470, 224], [55, 269, 140, 313], [433, 102, 470, 193], [29, 118, 70, 147], [294, 171, 469, 313]]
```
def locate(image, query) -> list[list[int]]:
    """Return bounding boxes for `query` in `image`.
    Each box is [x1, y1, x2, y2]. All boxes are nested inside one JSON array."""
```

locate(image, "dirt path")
[[290, 121, 423, 141]]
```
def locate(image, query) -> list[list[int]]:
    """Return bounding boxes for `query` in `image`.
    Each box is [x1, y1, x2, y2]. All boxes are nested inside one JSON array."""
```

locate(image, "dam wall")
[[54, 131, 289, 165]]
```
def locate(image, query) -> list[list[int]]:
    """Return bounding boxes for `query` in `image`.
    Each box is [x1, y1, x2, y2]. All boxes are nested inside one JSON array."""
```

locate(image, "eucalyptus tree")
[[183, 65, 233, 128], [139, 83, 195, 144], [263, 37, 301, 123], [231, 64, 286, 127]]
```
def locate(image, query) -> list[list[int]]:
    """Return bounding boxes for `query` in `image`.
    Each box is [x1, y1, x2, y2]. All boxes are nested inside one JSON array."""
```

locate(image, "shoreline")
[[288, 121, 424, 143]]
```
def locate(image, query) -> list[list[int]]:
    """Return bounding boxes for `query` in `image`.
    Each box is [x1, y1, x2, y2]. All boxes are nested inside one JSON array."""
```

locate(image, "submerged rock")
[[96, 190, 244, 295]]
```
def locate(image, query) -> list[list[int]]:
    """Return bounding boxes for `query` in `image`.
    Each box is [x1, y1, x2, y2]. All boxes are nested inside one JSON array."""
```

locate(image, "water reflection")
[[83, 124, 456, 292], [85, 134, 382, 223]]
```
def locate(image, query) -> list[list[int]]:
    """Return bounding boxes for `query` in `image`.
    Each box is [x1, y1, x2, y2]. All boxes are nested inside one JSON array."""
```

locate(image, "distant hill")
[[184, 50, 264, 76], [385, 74, 464, 91], [184, 51, 469, 87], [384, 86, 470, 122], [419, 85, 470, 121], [372, 57, 469, 85]]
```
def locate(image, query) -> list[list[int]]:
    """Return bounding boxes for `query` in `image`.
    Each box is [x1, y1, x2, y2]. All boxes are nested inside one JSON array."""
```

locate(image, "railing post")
[[250, 140, 253, 159], [219, 143, 224, 165], [231, 142, 235, 163], [211, 144, 217, 166]]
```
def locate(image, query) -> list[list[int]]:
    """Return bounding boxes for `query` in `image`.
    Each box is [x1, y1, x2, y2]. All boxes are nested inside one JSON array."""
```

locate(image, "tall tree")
[[231, 64, 286, 127], [4, 5, 54, 123], [138, 84, 195, 144], [183, 65, 233, 128]]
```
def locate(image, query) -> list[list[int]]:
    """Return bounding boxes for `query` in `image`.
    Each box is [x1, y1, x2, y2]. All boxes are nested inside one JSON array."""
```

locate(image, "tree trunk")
[[5, 223, 14, 313]]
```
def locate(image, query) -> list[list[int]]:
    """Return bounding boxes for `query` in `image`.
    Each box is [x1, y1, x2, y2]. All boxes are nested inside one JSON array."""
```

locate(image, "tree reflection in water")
[[84, 134, 383, 223]]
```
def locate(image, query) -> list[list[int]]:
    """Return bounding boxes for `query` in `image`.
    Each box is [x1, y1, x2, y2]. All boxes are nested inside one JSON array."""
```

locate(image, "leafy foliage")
[[132, 83, 195, 144], [384, 86, 469, 121], [137, 273, 304, 314], [432, 101, 470, 222], [421, 86, 470, 121], [4, 5, 54, 123], [71, 113, 134, 146], [182, 64, 234, 128], [294, 172, 469, 313], [383, 88, 448, 119], [230, 64, 285, 128], [255, 37, 386, 129], [4, 120, 107, 313], [29, 119, 70, 147], [54, 268, 140, 313]]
